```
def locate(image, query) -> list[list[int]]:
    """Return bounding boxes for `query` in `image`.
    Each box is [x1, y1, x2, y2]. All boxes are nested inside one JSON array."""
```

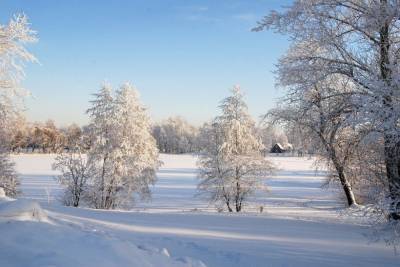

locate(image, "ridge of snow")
[[0, 198, 49, 222]]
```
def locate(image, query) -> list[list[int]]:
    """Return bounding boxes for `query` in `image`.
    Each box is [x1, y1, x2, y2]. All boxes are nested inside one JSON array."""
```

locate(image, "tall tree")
[[85, 83, 159, 209], [112, 83, 159, 207], [198, 87, 274, 212], [86, 83, 117, 209], [268, 77, 361, 206], [198, 122, 233, 211], [0, 14, 37, 196], [255, 0, 400, 218]]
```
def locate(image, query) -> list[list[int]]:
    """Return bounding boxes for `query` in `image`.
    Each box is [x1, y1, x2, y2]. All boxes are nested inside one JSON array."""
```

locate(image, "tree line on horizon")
[[5, 115, 293, 156]]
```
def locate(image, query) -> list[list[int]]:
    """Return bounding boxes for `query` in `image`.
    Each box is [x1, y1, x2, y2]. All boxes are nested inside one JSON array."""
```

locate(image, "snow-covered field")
[[0, 154, 397, 267]]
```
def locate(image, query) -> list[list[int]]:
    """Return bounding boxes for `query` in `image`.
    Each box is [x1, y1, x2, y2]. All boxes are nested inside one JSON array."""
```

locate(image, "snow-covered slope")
[[2, 153, 397, 267], [0, 198, 48, 222], [0, 215, 204, 267], [0, 186, 205, 267]]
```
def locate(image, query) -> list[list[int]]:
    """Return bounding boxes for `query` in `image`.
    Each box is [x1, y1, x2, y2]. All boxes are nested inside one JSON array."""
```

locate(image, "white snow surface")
[[0, 153, 397, 267], [0, 198, 48, 222], [0, 187, 5, 198]]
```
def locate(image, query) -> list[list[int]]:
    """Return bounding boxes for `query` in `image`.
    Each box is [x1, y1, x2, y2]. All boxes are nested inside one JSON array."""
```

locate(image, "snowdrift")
[[0, 219, 206, 267], [0, 187, 206, 267], [0, 187, 48, 222], [0, 200, 48, 222]]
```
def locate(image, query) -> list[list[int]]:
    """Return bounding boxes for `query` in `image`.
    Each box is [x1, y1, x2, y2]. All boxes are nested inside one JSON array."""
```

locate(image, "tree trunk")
[[222, 186, 233, 212], [235, 201, 241, 212], [379, 0, 400, 220], [99, 154, 108, 209], [338, 168, 357, 207], [330, 147, 357, 206], [384, 137, 400, 220], [226, 201, 233, 212], [235, 167, 241, 212], [236, 200, 242, 212]]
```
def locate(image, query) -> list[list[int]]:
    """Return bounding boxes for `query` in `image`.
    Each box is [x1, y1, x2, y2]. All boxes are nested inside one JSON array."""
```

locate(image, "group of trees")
[[0, 16, 285, 211], [0, 13, 161, 209], [8, 117, 200, 155], [53, 86, 275, 211], [9, 115, 293, 159], [53, 83, 160, 209], [8, 116, 201, 155], [9, 120, 84, 153], [152, 117, 199, 154], [254, 0, 400, 222]]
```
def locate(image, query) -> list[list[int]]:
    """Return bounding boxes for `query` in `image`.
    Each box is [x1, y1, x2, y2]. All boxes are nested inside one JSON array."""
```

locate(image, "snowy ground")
[[0, 153, 398, 267]]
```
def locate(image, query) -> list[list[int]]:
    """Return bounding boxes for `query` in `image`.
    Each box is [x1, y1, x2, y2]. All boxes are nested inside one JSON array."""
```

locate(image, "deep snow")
[[0, 153, 397, 267]]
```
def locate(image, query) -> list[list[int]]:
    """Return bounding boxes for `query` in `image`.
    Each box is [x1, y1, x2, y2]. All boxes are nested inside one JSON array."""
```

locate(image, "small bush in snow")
[[53, 144, 92, 207]]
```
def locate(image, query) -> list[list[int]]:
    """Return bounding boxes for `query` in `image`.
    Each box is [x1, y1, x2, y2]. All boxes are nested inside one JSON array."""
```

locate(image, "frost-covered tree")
[[63, 123, 82, 151], [0, 153, 19, 197], [0, 94, 18, 148], [0, 14, 37, 93], [198, 87, 274, 212], [86, 83, 118, 208], [24, 121, 64, 153], [10, 115, 29, 153], [268, 77, 363, 206], [198, 122, 233, 211], [345, 134, 387, 205], [0, 14, 37, 196], [152, 117, 199, 154], [86, 83, 159, 209], [112, 83, 159, 206], [53, 144, 92, 207], [255, 0, 400, 218]]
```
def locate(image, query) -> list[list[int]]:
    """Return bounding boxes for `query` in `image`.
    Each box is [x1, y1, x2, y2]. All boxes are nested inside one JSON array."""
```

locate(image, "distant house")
[[270, 143, 293, 153]]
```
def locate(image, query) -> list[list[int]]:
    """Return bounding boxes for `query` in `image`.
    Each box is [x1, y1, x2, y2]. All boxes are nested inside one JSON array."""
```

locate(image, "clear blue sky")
[[1, 0, 291, 126]]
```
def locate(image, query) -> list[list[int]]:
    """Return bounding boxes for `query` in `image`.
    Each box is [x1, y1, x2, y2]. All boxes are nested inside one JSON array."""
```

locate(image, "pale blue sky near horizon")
[[1, 0, 291, 127]]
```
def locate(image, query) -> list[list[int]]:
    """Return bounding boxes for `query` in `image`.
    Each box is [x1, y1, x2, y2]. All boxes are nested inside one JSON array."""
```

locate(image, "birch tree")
[[268, 76, 362, 206], [197, 122, 233, 211], [0, 14, 37, 196], [112, 83, 159, 207], [255, 0, 400, 219], [86, 83, 117, 208], [86, 83, 159, 209], [198, 87, 274, 212]]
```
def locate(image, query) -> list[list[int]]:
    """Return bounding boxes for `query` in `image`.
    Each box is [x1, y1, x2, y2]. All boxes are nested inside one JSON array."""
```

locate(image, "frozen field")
[[0, 154, 398, 267]]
